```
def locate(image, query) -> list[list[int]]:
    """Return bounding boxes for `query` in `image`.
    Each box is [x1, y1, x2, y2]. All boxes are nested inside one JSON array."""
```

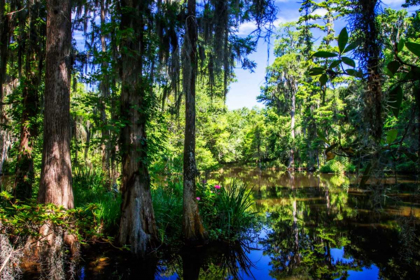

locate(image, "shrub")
[[320, 160, 345, 174], [198, 182, 256, 240]]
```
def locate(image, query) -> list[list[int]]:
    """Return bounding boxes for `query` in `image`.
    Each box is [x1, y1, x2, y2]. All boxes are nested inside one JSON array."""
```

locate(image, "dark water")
[[79, 168, 420, 279]]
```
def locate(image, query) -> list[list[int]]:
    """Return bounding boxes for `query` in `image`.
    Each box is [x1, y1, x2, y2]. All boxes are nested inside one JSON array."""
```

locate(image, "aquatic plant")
[[198, 182, 256, 240]]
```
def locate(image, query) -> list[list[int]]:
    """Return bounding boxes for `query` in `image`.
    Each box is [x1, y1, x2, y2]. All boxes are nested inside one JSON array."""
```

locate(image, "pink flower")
[[196, 197, 201, 201], [214, 185, 221, 189]]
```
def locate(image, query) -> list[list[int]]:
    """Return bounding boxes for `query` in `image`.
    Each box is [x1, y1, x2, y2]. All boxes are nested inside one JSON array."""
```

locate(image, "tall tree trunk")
[[182, 0, 207, 243], [99, 0, 110, 177], [32, 1, 77, 277], [0, 0, 8, 112], [38, 0, 73, 209], [355, 0, 382, 143], [289, 83, 296, 169], [0, 0, 10, 176], [118, 0, 158, 257], [14, 0, 41, 201]]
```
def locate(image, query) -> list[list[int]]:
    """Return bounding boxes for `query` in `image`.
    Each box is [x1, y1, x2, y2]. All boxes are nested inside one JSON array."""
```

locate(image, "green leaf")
[[326, 143, 338, 154], [360, 162, 374, 187], [404, 151, 418, 162], [406, 41, 420, 58], [317, 129, 329, 144], [319, 74, 328, 86], [386, 129, 398, 144], [397, 39, 405, 52], [342, 57, 356, 68], [388, 85, 403, 118], [309, 67, 325, 76], [343, 41, 359, 53], [346, 69, 362, 78], [338, 28, 349, 54], [329, 60, 341, 69], [312, 51, 338, 58], [384, 67, 394, 78], [387, 61, 401, 75]]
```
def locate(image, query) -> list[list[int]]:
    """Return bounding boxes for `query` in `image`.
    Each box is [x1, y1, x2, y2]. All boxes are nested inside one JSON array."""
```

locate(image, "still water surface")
[[81, 167, 420, 279]]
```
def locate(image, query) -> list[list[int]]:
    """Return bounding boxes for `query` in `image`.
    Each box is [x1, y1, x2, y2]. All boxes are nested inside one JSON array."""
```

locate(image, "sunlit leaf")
[[342, 57, 356, 68], [346, 69, 362, 78], [319, 74, 328, 86], [388, 85, 403, 118], [397, 39, 405, 52], [387, 61, 400, 75], [326, 152, 335, 161], [386, 129, 398, 144], [309, 67, 325, 76], [312, 51, 338, 58], [317, 129, 329, 144], [338, 28, 349, 54], [360, 162, 374, 187], [343, 41, 359, 53], [329, 60, 341, 69], [406, 41, 420, 58]]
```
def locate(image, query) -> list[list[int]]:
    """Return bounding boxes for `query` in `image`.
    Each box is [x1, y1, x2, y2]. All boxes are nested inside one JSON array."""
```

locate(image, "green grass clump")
[[152, 181, 183, 244], [198, 182, 256, 240], [72, 167, 121, 233]]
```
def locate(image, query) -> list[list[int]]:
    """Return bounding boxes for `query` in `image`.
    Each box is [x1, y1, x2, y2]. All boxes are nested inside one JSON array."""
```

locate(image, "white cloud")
[[238, 16, 299, 35], [312, 8, 328, 17], [382, 0, 405, 6]]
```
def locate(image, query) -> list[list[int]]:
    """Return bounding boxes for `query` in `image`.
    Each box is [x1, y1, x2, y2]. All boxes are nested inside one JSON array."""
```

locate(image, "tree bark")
[[0, 0, 10, 176], [14, 0, 41, 201], [182, 0, 207, 243], [356, 0, 383, 143], [117, 0, 158, 257], [38, 0, 73, 209], [289, 79, 296, 169], [99, 0, 111, 177]]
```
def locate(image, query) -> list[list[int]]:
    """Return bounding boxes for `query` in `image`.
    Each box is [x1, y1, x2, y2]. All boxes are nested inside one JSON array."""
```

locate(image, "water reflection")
[[208, 167, 420, 280]]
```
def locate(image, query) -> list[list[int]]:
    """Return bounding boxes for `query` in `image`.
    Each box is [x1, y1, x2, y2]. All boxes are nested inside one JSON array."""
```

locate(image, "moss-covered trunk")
[[14, 0, 42, 201], [117, 0, 158, 257]]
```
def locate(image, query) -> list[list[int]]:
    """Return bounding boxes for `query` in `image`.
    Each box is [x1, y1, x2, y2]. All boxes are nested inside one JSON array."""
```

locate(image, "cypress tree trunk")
[[182, 0, 207, 243], [118, 0, 158, 257], [0, 0, 10, 176], [31, 1, 77, 277], [38, 0, 73, 209], [14, 0, 41, 201], [99, 0, 110, 177], [289, 78, 296, 169]]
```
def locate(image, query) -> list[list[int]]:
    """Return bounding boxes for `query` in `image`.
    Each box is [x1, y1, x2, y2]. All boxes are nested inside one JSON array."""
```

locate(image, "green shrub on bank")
[[0, 191, 102, 243]]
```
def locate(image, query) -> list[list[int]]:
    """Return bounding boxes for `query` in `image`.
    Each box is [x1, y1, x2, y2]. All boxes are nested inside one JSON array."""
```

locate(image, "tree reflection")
[[258, 173, 420, 279]]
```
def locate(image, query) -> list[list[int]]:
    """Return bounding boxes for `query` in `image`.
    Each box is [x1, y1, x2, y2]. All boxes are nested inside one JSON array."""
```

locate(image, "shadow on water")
[[75, 240, 256, 280]]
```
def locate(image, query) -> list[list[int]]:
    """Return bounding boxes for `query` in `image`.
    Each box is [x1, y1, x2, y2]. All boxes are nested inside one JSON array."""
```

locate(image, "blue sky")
[[226, 0, 417, 110]]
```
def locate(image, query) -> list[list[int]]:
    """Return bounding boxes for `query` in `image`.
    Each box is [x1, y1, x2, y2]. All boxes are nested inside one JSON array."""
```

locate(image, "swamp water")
[[21, 167, 420, 279]]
